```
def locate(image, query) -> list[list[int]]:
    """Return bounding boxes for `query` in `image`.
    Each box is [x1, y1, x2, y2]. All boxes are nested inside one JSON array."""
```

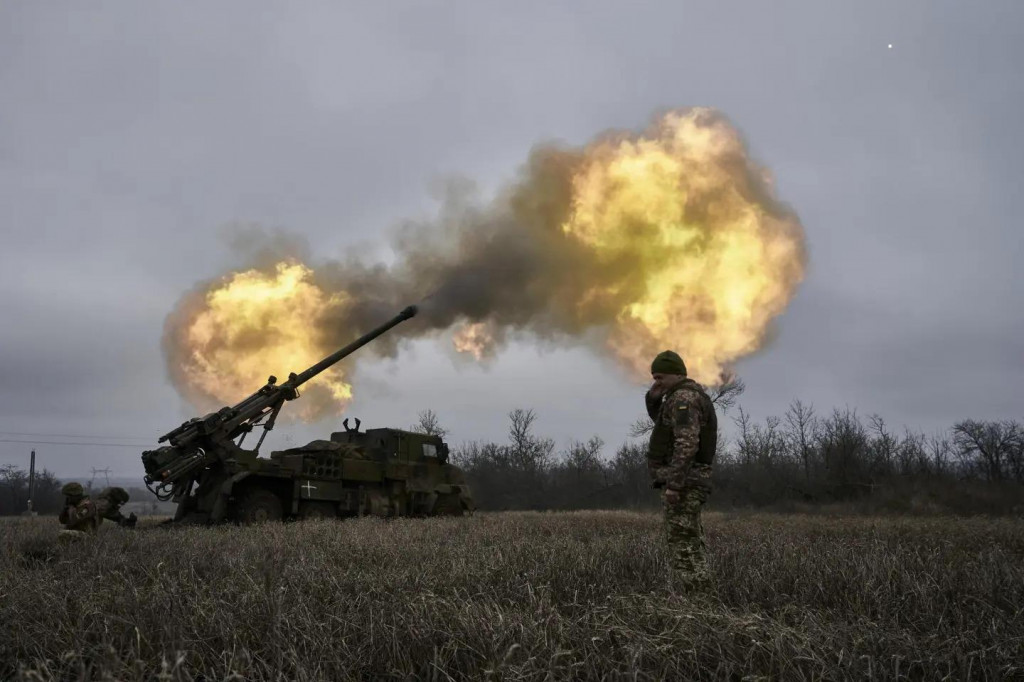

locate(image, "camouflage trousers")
[[662, 484, 711, 593], [58, 529, 91, 542]]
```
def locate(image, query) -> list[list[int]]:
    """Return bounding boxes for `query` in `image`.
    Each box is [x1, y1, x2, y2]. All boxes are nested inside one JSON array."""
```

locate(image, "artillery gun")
[[142, 305, 474, 523]]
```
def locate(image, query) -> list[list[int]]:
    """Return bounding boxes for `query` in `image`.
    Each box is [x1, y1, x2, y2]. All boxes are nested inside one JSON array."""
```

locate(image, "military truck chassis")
[[168, 426, 474, 524]]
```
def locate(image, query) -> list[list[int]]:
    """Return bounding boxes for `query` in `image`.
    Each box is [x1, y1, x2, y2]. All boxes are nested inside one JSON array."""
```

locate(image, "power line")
[[0, 430, 153, 441], [0, 438, 151, 448]]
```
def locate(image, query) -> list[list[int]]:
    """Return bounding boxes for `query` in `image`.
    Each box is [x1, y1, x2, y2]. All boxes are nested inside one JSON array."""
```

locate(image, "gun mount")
[[140, 304, 472, 524]]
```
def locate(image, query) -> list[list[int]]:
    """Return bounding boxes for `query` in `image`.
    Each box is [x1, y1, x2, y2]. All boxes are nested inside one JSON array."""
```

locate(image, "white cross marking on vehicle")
[[302, 481, 317, 496]]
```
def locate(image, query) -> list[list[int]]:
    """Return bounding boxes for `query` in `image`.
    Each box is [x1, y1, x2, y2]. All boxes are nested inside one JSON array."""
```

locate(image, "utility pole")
[[89, 467, 111, 490], [23, 450, 37, 516]]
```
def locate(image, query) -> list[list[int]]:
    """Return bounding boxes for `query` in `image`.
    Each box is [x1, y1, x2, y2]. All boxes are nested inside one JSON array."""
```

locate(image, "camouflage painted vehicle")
[[253, 422, 474, 522], [142, 305, 474, 523]]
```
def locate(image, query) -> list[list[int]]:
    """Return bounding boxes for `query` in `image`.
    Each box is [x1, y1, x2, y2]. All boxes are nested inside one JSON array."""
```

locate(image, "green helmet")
[[61, 482, 84, 497], [98, 486, 130, 504]]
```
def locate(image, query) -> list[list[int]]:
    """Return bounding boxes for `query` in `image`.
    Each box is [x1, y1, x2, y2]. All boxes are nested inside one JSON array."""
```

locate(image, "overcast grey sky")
[[2, 1, 1021, 480]]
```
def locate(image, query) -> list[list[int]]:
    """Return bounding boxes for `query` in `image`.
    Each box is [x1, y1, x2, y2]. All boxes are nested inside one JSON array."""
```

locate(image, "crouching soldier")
[[97, 487, 137, 528], [58, 482, 99, 538]]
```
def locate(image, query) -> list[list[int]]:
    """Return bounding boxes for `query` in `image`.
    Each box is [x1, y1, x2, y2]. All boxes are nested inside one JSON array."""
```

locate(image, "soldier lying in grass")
[[58, 482, 136, 539]]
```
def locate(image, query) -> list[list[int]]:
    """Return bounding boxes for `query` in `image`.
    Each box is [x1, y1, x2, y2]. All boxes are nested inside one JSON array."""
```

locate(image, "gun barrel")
[[289, 305, 418, 388]]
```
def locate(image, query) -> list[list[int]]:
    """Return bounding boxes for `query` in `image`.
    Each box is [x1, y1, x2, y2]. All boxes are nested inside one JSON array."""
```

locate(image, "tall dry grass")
[[1, 511, 1021, 680]]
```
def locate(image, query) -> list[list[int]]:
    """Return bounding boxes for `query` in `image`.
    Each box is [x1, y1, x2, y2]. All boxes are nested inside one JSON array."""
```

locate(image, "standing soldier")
[[645, 350, 718, 593], [96, 487, 138, 527], [58, 482, 99, 536]]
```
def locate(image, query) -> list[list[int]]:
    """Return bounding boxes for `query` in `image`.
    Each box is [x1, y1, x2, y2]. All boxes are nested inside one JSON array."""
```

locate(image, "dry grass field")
[[2, 510, 1022, 681]]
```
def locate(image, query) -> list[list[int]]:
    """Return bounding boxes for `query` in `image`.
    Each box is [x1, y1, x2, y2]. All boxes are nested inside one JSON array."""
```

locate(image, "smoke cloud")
[[163, 108, 807, 417]]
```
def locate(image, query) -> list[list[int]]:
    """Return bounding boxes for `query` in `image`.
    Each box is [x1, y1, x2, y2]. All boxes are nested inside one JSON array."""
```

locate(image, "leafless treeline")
[[423, 389, 1023, 513], [719, 404, 1023, 509], [0, 465, 62, 515]]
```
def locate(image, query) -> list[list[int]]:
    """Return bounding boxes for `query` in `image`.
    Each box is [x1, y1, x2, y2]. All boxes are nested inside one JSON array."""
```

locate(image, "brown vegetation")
[[450, 405, 1024, 515], [2, 511, 1022, 680], [0, 465, 63, 515]]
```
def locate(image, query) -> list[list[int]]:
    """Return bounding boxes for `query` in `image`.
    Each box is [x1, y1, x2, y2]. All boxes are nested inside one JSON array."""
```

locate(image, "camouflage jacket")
[[59, 497, 100, 533], [647, 380, 715, 491], [96, 498, 123, 522]]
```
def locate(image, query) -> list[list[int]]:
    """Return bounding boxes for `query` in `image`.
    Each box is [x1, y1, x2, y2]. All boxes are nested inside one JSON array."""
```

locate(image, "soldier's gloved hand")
[[645, 388, 663, 420]]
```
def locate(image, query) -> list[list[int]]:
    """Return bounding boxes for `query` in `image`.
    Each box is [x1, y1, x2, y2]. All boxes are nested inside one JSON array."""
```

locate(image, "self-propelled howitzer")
[[140, 305, 472, 524]]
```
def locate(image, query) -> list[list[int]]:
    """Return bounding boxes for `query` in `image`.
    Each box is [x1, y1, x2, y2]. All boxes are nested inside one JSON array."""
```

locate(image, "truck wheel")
[[299, 501, 337, 520], [432, 493, 464, 517], [234, 489, 283, 524]]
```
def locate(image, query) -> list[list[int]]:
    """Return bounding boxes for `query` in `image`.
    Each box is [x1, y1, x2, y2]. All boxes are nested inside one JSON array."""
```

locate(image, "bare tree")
[[733, 411, 786, 467], [896, 429, 928, 476], [815, 408, 871, 495], [1009, 423, 1024, 483], [611, 442, 655, 508], [952, 420, 1022, 482], [708, 372, 746, 412], [0, 465, 63, 515], [761, 415, 786, 467], [564, 436, 605, 478], [0, 465, 27, 515], [508, 408, 537, 454], [551, 436, 611, 508], [507, 408, 555, 472], [785, 399, 816, 482], [734, 406, 755, 466], [869, 414, 897, 475], [928, 432, 952, 476], [412, 409, 448, 438], [628, 416, 655, 438]]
